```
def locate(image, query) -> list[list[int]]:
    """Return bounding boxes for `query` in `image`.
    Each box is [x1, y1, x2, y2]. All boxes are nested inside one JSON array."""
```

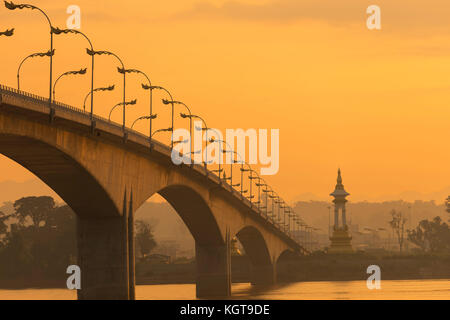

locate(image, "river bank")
[[1, 253, 448, 289]]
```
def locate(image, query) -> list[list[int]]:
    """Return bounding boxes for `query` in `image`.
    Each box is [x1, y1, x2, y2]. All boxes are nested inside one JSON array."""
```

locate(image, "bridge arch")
[[235, 226, 276, 286], [135, 184, 228, 298], [0, 132, 132, 299], [236, 226, 272, 267], [140, 184, 224, 246], [277, 249, 298, 263], [0, 134, 119, 217]]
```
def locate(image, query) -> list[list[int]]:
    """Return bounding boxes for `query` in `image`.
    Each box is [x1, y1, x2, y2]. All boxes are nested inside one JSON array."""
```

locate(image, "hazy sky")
[[0, 0, 449, 203]]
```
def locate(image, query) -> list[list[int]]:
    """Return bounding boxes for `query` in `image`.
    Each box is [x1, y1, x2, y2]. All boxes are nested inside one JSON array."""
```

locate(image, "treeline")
[[294, 200, 448, 233], [0, 196, 76, 285], [0, 196, 157, 287]]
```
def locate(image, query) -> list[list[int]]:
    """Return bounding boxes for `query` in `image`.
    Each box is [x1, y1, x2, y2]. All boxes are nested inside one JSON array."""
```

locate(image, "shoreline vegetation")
[[1, 196, 449, 290]]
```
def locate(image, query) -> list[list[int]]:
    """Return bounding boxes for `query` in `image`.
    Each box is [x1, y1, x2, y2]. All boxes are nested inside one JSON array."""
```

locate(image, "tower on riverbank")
[[328, 169, 353, 254]]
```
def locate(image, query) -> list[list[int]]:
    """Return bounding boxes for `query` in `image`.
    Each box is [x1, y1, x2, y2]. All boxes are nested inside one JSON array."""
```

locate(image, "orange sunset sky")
[[0, 0, 449, 203]]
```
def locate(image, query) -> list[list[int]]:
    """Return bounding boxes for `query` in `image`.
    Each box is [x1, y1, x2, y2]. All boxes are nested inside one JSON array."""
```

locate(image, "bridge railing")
[[0, 83, 312, 253]]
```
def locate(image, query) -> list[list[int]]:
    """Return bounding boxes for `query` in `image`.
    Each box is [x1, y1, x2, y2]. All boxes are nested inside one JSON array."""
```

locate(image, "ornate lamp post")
[[0, 28, 14, 37], [5, 1, 54, 107], [222, 149, 244, 189], [142, 85, 174, 148], [271, 196, 281, 228], [192, 115, 211, 171], [241, 163, 256, 201], [109, 99, 137, 121], [206, 127, 232, 179], [261, 185, 273, 219], [115, 69, 155, 140], [51, 27, 96, 119], [131, 114, 157, 130], [83, 85, 115, 112], [229, 150, 248, 197], [446, 196, 450, 214], [285, 208, 292, 234], [247, 169, 261, 207], [17, 50, 54, 91], [277, 200, 287, 229], [163, 100, 193, 154], [208, 136, 236, 182], [53, 68, 87, 102], [267, 191, 278, 223], [151, 127, 173, 141], [87, 50, 126, 129], [255, 177, 269, 212]]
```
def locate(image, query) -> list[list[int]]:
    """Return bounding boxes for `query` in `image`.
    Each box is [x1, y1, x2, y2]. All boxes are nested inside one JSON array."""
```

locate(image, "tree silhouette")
[[389, 209, 407, 253], [408, 216, 450, 253], [446, 196, 450, 221], [13, 196, 55, 228], [0, 211, 9, 236], [135, 219, 157, 258], [0, 197, 76, 282]]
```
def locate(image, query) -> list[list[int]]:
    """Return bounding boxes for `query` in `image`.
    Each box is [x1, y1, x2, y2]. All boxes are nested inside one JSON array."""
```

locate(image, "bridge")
[[0, 1, 314, 299], [0, 84, 311, 299]]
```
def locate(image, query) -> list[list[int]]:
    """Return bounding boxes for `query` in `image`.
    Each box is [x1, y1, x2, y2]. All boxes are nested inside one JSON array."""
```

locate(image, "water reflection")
[[0, 279, 448, 300]]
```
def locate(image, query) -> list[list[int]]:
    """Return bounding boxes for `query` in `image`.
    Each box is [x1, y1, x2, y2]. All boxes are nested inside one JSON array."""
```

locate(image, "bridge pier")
[[195, 242, 231, 298], [251, 263, 277, 286], [77, 215, 131, 300]]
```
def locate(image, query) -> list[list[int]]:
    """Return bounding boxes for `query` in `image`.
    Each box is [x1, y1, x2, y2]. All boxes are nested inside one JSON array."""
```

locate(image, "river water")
[[0, 279, 448, 300]]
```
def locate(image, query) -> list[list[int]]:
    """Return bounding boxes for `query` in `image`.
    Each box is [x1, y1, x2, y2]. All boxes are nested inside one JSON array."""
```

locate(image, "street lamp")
[[267, 191, 278, 224], [247, 169, 261, 207], [192, 115, 211, 171], [114, 69, 154, 140], [131, 114, 157, 130], [52, 27, 96, 120], [151, 127, 173, 140], [241, 163, 256, 202], [222, 149, 243, 189], [284, 206, 293, 234], [446, 196, 450, 213], [271, 196, 282, 228], [0, 28, 14, 36], [255, 177, 269, 212], [142, 85, 174, 148], [83, 85, 115, 112], [87, 49, 126, 130], [17, 49, 55, 91], [210, 140, 228, 180], [163, 100, 193, 155], [53, 68, 87, 103], [261, 185, 273, 219], [205, 127, 231, 179], [208, 135, 238, 183], [5, 1, 54, 107], [278, 201, 288, 230], [109, 99, 137, 121]]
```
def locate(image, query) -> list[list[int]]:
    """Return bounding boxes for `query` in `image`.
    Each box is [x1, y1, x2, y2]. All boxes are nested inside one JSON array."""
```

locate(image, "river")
[[0, 279, 448, 300]]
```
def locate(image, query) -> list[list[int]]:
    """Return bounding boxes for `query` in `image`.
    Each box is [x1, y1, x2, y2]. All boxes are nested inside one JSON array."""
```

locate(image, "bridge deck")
[[0, 83, 308, 254]]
